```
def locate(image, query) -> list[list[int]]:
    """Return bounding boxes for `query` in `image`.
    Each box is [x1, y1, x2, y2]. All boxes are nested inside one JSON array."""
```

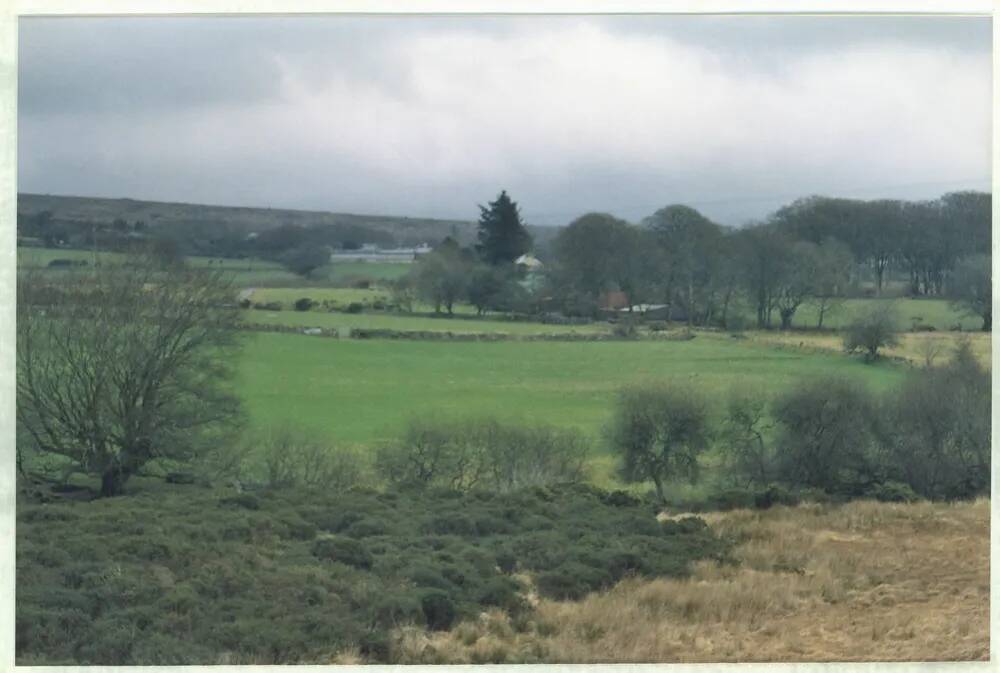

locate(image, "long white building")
[[330, 243, 432, 263]]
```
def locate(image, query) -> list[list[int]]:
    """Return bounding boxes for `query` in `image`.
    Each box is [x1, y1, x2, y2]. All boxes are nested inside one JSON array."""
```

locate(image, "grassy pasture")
[[788, 297, 977, 331], [324, 261, 412, 283], [235, 331, 905, 451]]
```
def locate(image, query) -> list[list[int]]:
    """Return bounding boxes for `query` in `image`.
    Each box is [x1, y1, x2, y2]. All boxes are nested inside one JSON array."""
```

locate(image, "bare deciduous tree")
[[17, 253, 244, 496], [719, 390, 774, 487]]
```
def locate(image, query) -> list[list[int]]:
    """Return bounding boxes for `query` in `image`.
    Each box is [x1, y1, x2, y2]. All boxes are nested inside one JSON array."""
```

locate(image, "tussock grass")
[[398, 498, 989, 663], [744, 330, 990, 367]]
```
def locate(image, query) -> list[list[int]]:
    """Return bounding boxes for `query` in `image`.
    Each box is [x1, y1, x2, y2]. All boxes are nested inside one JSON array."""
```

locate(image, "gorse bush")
[[880, 339, 990, 499], [706, 339, 990, 501], [16, 480, 728, 665], [375, 418, 590, 493], [772, 377, 880, 495]]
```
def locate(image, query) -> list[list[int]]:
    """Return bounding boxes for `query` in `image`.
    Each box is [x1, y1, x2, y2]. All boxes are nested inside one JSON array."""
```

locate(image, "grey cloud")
[[17, 14, 992, 226]]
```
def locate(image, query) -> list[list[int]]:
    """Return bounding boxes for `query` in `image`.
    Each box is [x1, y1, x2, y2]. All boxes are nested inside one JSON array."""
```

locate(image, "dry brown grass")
[[391, 498, 989, 663], [743, 330, 991, 367]]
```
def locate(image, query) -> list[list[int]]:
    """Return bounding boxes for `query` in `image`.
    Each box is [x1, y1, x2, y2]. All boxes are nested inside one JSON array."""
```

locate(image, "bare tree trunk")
[[686, 278, 694, 328], [720, 286, 733, 329], [650, 473, 666, 506], [100, 467, 127, 497]]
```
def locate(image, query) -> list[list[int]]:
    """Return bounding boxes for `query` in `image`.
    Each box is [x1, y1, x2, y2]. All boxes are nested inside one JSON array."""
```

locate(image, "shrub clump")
[[311, 536, 373, 569], [17, 480, 728, 665], [376, 418, 590, 493]]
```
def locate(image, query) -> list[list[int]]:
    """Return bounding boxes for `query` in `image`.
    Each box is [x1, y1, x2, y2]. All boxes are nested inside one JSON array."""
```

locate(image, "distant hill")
[[17, 192, 562, 259], [17, 193, 480, 248]]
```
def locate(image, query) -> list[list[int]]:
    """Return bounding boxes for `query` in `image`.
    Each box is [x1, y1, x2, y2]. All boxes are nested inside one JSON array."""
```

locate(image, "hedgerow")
[[16, 479, 729, 665]]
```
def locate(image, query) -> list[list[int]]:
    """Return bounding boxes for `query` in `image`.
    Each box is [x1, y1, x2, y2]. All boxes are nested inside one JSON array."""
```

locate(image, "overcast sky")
[[18, 14, 992, 226]]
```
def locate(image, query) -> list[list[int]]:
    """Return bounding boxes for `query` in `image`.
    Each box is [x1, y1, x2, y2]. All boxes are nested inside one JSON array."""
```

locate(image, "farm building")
[[598, 291, 629, 311], [515, 253, 543, 270], [330, 243, 432, 263]]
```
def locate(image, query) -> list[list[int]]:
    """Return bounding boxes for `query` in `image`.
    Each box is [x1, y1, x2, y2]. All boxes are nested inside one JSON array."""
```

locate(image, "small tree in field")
[[607, 383, 709, 504], [280, 244, 333, 278], [410, 242, 470, 315], [17, 253, 244, 496], [844, 304, 899, 362]]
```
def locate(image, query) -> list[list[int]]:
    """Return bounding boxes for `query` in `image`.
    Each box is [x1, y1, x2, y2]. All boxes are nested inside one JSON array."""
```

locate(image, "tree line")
[[405, 190, 990, 331]]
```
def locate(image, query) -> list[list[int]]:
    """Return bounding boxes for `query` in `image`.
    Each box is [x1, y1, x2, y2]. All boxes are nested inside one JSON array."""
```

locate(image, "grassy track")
[[235, 331, 905, 450]]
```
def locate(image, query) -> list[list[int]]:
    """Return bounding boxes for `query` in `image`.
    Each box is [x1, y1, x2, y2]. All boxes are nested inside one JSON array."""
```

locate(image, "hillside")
[[17, 193, 481, 248]]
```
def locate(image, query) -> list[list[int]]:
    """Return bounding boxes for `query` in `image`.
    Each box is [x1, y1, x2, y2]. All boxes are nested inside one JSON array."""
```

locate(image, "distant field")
[[20, 248, 977, 330], [788, 297, 978, 331], [325, 261, 411, 283], [17, 247, 303, 285], [18, 248, 413, 288], [235, 331, 906, 453], [17, 247, 121, 267]]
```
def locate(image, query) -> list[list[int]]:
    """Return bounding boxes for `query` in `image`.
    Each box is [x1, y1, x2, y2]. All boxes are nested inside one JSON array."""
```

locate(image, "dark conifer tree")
[[475, 190, 532, 265]]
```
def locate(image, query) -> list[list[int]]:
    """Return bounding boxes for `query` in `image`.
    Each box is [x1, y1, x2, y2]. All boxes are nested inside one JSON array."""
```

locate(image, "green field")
[[17, 247, 411, 288], [789, 297, 977, 331], [324, 261, 412, 283], [236, 331, 905, 448], [17, 248, 304, 286]]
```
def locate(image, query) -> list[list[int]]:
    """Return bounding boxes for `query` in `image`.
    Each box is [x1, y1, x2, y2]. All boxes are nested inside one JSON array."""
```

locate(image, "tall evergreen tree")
[[476, 190, 532, 265]]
